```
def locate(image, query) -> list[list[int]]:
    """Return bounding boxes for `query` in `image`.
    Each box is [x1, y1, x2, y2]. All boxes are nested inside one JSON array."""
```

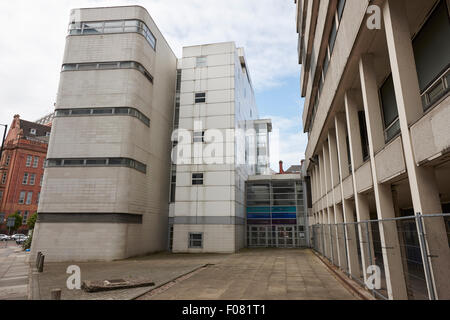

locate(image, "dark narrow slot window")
[[380, 74, 400, 142], [358, 111, 370, 161]]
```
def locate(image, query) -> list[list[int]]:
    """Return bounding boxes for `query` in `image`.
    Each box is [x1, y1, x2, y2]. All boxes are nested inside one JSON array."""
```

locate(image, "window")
[[5, 154, 11, 166], [40, 175, 43, 186], [413, 0, 450, 110], [346, 135, 352, 173], [195, 93, 206, 103], [189, 233, 203, 248], [26, 155, 32, 167], [196, 56, 207, 67], [358, 111, 370, 161], [46, 132, 51, 137], [1, 172, 7, 184], [46, 157, 147, 174], [380, 74, 400, 142], [23, 211, 29, 225], [37, 192, 40, 204], [193, 131, 205, 143], [192, 173, 204, 185], [62, 61, 154, 84], [0, 191, 3, 202], [337, 0, 346, 21], [26, 192, 33, 205], [33, 157, 39, 168], [170, 166, 177, 203], [22, 173, 29, 185], [328, 18, 338, 54], [68, 19, 157, 50], [30, 128, 36, 135], [29, 174, 36, 186], [18, 191, 26, 204]]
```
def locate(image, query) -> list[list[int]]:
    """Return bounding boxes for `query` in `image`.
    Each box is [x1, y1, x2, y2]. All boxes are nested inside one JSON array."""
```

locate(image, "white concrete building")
[[296, 0, 450, 299], [31, 6, 177, 261], [170, 43, 270, 253]]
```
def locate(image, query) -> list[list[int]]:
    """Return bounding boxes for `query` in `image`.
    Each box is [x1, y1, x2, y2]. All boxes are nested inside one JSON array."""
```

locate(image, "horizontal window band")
[[61, 61, 153, 84], [55, 107, 150, 127], [46, 157, 147, 174], [172, 216, 245, 225], [37, 213, 142, 224], [68, 19, 156, 50]]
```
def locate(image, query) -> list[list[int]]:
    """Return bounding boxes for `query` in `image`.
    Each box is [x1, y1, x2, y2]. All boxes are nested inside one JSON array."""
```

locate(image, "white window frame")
[[22, 173, 29, 185], [18, 191, 26, 204], [26, 192, 33, 205], [26, 155, 32, 167], [33, 157, 39, 168], [188, 232, 203, 248]]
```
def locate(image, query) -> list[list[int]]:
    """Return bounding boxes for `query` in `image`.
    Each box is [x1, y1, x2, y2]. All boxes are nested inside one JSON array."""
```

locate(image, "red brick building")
[[0, 115, 51, 234]]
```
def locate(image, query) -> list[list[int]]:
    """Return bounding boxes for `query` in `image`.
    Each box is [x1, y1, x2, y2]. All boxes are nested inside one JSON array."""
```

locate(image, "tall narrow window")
[[18, 191, 26, 204], [29, 174, 36, 186], [1, 172, 7, 184], [26, 192, 33, 205], [337, 0, 346, 21], [23, 211, 29, 225], [33, 157, 39, 168], [346, 135, 352, 173], [358, 111, 370, 161], [5, 154, 11, 166], [26, 155, 32, 167], [22, 173, 29, 185], [380, 74, 400, 142], [0, 191, 3, 202]]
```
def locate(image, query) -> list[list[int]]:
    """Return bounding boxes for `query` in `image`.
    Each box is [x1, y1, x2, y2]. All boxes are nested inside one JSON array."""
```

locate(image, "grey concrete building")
[[31, 6, 178, 261], [296, 0, 450, 299]]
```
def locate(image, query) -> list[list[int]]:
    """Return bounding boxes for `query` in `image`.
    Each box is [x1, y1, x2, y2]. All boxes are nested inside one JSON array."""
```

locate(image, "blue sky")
[[0, 0, 307, 170]]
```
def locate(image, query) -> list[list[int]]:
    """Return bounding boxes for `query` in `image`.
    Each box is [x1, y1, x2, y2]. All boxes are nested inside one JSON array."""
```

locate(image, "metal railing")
[[311, 213, 450, 300]]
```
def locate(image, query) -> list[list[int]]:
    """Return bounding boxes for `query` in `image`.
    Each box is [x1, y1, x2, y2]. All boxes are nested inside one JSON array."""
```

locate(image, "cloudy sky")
[[0, 0, 307, 171]]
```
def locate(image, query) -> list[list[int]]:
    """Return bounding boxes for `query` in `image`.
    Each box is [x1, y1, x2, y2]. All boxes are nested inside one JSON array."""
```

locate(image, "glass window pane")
[[380, 75, 399, 127], [413, 0, 450, 92]]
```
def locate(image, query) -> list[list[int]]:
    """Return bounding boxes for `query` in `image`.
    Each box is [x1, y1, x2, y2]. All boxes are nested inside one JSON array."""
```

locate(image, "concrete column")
[[383, 0, 450, 299], [345, 91, 373, 283], [318, 153, 325, 199], [335, 113, 358, 276], [342, 200, 362, 279], [335, 113, 350, 179], [328, 206, 338, 265], [359, 54, 408, 299], [328, 131, 340, 188], [335, 203, 348, 271], [323, 144, 332, 194]]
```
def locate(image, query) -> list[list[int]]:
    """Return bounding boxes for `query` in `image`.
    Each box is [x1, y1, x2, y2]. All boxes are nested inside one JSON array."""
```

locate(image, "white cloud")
[[0, 0, 299, 125], [264, 114, 308, 172]]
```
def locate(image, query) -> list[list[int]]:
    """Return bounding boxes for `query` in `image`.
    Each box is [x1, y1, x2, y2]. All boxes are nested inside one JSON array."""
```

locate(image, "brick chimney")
[[279, 160, 285, 174]]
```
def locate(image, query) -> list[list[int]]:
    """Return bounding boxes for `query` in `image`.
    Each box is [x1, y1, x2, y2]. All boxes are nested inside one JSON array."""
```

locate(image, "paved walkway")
[[31, 248, 358, 300], [0, 242, 30, 300], [31, 252, 230, 300], [139, 249, 357, 300]]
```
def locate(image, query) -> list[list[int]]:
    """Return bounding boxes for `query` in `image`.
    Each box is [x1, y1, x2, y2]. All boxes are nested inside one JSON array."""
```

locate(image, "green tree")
[[27, 213, 38, 230], [9, 212, 23, 232]]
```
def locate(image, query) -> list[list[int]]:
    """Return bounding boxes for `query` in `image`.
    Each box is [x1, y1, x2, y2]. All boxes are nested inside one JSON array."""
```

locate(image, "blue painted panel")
[[247, 213, 271, 219], [271, 206, 297, 213], [247, 207, 270, 214]]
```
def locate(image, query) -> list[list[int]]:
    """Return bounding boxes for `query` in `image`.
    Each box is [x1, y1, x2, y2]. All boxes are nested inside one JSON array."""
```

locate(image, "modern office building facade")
[[246, 173, 308, 248], [31, 6, 178, 261], [296, 0, 450, 299], [170, 42, 271, 253]]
